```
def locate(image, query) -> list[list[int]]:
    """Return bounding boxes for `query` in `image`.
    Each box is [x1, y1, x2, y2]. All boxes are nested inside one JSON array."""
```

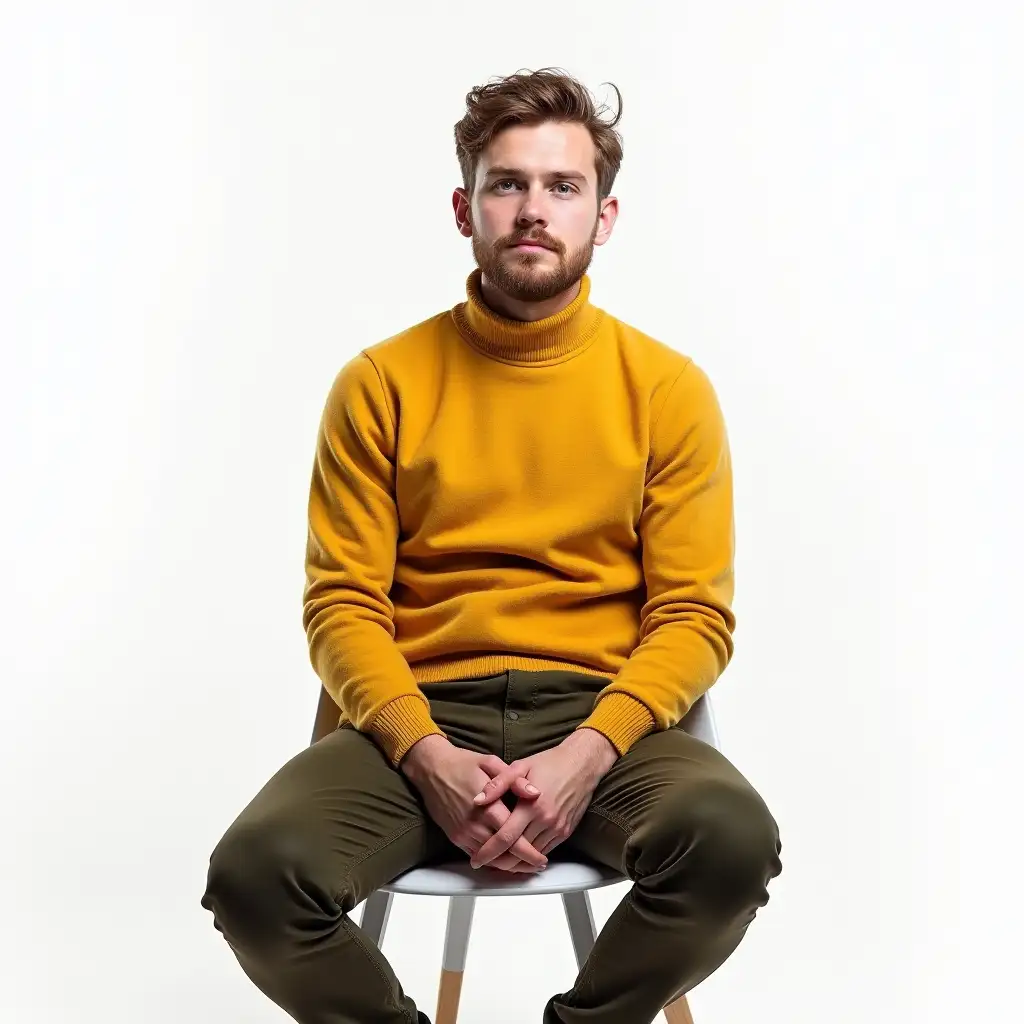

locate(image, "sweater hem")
[[409, 654, 616, 684]]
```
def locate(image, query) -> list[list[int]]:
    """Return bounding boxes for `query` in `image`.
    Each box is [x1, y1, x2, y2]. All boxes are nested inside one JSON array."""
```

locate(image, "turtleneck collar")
[[451, 268, 606, 365]]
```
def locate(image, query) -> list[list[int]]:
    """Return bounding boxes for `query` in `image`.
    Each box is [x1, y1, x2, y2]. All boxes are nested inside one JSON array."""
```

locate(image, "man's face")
[[454, 121, 617, 303]]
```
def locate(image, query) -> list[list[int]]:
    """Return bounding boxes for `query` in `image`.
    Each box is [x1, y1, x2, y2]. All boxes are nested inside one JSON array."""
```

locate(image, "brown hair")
[[454, 67, 623, 199]]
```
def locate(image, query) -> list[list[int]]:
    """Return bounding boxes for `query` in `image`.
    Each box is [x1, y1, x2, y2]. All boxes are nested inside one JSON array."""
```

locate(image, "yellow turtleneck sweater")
[[302, 270, 736, 768]]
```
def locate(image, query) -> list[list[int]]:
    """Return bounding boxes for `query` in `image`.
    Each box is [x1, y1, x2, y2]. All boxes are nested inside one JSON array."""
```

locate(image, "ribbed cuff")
[[369, 694, 445, 768], [576, 692, 656, 756]]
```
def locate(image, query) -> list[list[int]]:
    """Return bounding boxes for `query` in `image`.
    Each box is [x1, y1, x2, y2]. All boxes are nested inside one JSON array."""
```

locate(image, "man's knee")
[[201, 816, 334, 953], [637, 777, 782, 912]]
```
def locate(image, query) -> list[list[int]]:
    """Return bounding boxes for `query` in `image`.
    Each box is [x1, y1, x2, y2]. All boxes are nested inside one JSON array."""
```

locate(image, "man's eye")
[[493, 180, 576, 194]]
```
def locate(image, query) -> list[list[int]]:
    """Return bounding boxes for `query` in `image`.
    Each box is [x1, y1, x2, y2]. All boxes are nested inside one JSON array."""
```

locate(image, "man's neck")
[[479, 274, 582, 323]]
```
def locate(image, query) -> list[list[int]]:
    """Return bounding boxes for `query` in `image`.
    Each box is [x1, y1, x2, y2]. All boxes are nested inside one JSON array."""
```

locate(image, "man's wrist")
[[565, 727, 620, 777], [398, 733, 451, 781]]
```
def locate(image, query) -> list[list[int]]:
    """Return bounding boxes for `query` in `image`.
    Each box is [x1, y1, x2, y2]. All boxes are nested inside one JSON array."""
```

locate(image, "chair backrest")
[[679, 692, 721, 750], [311, 685, 722, 752], [311, 685, 341, 746]]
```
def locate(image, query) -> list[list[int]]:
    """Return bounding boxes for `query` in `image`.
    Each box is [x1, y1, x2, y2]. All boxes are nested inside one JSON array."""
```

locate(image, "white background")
[[1, 2, 1020, 1022]]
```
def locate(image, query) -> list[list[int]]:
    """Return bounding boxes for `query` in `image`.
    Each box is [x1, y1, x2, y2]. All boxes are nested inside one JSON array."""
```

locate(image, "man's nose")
[[516, 187, 550, 227]]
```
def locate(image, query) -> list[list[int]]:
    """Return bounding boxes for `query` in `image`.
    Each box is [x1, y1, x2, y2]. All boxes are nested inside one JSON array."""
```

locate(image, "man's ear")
[[452, 188, 473, 238], [593, 196, 619, 247]]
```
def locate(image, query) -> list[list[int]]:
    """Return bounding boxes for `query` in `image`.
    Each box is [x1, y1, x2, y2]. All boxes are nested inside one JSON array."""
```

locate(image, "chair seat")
[[380, 857, 626, 897]]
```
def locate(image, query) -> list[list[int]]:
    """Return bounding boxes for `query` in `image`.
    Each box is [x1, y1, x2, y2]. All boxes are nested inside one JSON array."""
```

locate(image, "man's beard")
[[471, 217, 599, 304]]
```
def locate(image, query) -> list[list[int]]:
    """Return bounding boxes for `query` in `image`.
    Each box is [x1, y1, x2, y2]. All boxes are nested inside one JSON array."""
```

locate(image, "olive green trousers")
[[201, 669, 782, 1023]]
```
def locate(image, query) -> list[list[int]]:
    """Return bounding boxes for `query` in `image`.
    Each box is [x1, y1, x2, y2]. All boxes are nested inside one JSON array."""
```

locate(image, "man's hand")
[[400, 735, 548, 873], [468, 728, 620, 868]]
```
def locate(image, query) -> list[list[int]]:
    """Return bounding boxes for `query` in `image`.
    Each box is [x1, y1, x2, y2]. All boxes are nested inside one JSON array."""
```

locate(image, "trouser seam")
[[564, 887, 640, 1008], [339, 914, 408, 1019], [331, 819, 425, 904], [559, 807, 638, 1006], [332, 819, 426, 1024], [586, 804, 636, 840]]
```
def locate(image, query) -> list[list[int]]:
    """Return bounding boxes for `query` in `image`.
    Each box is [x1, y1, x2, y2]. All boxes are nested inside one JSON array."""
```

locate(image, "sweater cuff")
[[576, 692, 657, 756], [368, 694, 445, 768]]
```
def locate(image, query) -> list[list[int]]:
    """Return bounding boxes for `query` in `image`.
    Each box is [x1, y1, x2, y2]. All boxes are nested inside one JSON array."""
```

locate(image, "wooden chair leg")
[[436, 970, 464, 1024], [435, 896, 476, 1024], [664, 993, 695, 1024]]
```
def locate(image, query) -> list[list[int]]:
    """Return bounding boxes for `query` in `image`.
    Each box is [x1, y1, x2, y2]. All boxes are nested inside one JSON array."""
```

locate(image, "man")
[[202, 67, 782, 1024]]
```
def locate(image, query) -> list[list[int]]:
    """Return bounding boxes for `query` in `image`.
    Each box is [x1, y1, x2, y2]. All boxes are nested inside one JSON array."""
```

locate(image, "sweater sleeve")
[[577, 359, 736, 755], [302, 352, 445, 767]]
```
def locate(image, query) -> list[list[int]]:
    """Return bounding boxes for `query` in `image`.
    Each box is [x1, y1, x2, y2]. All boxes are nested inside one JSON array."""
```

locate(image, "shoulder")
[[324, 310, 450, 412], [602, 310, 692, 371], [597, 314, 727, 457], [601, 311, 716, 415], [362, 311, 451, 373]]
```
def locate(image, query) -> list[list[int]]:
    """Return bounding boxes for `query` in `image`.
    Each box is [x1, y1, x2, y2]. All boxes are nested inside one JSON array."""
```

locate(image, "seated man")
[[201, 67, 782, 1024]]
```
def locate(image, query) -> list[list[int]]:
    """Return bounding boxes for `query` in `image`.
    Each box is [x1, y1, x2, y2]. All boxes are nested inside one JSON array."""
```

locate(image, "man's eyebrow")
[[483, 166, 589, 182]]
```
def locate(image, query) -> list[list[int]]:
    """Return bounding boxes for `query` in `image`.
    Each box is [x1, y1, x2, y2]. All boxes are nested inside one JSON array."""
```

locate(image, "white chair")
[[311, 688, 721, 1024]]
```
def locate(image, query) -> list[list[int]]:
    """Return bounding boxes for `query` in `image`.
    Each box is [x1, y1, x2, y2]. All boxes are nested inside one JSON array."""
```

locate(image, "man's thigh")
[[564, 724, 781, 876], [207, 724, 450, 910]]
